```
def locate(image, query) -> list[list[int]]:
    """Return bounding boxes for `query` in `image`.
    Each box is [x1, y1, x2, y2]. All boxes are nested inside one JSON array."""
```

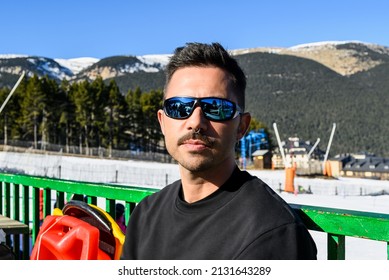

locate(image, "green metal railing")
[[1, 172, 389, 260]]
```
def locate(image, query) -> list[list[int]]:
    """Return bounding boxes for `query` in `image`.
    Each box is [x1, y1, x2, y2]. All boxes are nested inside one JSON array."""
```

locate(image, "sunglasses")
[[163, 97, 242, 121]]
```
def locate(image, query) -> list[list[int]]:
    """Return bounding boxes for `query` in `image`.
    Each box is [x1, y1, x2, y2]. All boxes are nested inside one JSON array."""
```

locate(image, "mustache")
[[177, 131, 215, 147]]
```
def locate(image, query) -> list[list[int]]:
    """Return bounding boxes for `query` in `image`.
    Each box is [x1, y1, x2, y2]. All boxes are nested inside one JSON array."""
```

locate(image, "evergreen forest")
[[0, 75, 164, 155], [0, 74, 270, 158]]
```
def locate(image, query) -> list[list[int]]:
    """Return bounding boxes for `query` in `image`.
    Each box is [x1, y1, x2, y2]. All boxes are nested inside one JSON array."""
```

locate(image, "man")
[[121, 42, 317, 259]]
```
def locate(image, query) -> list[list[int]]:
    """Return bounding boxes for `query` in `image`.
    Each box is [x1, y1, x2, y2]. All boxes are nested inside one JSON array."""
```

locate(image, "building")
[[271, 137, 325, 175], [337, 153, 389, 180], [252, 149, 272, 169]]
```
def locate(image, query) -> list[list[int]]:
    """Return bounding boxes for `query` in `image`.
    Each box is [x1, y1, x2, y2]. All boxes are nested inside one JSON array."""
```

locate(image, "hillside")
[[232, 41, 389, 75], [235, 51, 389, 157], [1, 41, 388, 157]]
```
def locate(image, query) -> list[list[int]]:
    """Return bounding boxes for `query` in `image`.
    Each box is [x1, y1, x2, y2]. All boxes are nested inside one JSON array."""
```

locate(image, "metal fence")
[[0, 140, 173, 163]]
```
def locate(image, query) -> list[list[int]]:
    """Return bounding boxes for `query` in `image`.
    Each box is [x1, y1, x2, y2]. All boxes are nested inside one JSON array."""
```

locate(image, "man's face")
[[158, 66, 249, 173]]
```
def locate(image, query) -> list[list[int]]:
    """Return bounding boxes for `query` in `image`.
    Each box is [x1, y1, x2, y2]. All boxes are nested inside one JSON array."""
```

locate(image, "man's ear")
[[237, 113, 251, 140], [157, 109, 165, 135]]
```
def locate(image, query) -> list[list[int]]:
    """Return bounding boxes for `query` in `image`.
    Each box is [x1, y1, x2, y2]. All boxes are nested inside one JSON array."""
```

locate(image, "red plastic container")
[[30, 215, 110, 260]]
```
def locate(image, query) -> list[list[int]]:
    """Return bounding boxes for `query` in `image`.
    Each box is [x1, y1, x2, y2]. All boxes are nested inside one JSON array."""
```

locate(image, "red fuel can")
[[30, 215, 110, 260]]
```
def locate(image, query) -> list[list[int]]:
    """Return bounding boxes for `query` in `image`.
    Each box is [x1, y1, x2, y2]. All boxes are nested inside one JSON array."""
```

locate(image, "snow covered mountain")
[[1, 41, 389, 85], [0, 53, 170, 83], [0, 55, 74, 81], [73, 54, 171, 81], [231, 40, 389, 76], [54, 57, 99, 75]]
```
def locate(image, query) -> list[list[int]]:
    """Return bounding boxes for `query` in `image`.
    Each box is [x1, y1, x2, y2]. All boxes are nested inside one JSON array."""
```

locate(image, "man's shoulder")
[[237, 173, 298, 220], [137, 180, 181, 207], [240, 171, 281, 198]]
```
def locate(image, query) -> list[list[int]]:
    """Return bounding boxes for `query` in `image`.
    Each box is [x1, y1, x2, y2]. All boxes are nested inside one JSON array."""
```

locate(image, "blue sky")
[[1, 0, 388, 59]]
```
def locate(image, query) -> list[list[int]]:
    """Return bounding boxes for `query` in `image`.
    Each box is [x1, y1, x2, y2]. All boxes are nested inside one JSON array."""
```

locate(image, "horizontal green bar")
[[0, 173, 157, 203], [291, 203, 389, 242]]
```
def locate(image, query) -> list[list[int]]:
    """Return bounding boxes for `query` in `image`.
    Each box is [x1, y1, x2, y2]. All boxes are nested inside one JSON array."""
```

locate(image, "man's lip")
[[182, 140, 208, 146]]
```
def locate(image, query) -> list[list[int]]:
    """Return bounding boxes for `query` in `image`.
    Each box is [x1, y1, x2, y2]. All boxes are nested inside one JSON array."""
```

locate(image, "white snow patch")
[[55, 57, 100, 74], [0, 54, 29, 59], [136, 54, 171, 66], [289, 40, 368, 50]]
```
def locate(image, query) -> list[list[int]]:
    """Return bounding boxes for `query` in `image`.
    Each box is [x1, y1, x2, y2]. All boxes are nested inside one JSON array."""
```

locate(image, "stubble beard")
[[169, 131, 217, 173], [177, 152, 216, 173]]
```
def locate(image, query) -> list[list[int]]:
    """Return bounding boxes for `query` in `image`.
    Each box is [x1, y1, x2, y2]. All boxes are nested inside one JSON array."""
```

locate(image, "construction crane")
[[273, 123, 296, 193], [323, 123, 337, 176]]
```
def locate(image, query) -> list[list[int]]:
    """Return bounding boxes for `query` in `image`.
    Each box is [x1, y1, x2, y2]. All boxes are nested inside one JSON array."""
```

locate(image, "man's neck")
[[179, 161, 237, 203]]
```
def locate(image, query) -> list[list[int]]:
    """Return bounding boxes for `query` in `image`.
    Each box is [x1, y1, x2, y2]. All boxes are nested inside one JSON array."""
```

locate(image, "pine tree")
[[0, 87, 21, 144], [70, 80, 93, 154], [89, 76, 109, 149], [58, 79, 76, 152], [18, 75, 47, 148], [39, 76, 61, 149], [125, 87, 143, 152], [105, 79, 127, 156], [140, 89, 163, 152]]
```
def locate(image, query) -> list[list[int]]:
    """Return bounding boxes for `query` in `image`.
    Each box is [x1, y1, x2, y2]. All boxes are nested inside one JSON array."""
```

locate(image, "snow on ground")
[[1, 151, 389, 259], [278, 192, 389, 260]]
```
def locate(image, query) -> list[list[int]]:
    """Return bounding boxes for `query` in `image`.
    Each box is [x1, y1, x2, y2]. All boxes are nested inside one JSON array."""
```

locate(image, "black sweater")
[[121, 167, 317, 260]]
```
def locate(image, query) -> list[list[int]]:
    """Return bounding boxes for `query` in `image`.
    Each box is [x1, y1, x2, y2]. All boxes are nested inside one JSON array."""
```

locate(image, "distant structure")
[[239, 129, 270, 169], [333, 153, 389, 181], [271, 136, 325, 175]]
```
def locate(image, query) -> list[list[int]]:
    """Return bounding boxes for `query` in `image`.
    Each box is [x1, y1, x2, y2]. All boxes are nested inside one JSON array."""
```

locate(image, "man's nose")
[[186, 106, 207, 131]]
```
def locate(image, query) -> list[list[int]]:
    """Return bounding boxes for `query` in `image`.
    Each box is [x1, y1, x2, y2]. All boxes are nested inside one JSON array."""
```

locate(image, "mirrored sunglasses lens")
[[164, 98, 194, 119], [201, 98, 235, 120]]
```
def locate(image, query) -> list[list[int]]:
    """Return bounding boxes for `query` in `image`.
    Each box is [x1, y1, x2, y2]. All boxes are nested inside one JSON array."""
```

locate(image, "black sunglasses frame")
[[163, 96, 242, 122]]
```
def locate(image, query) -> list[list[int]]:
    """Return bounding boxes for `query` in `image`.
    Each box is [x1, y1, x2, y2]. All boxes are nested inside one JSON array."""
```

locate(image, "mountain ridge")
[[1, 41, 388, 157], [2, 41, 389, 80]]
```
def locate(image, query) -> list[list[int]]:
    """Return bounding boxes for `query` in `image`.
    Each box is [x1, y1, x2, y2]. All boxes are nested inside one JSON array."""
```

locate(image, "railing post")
[[387, 242, 389, 260], [44, 188, 51, 217], [0, 182, 3, 214], [328, 233, 345, 260], [12, 183, 20, 219], [12, 183, 21, 258], [56, 191, 65, 209], [86, 196, 97, 205], [22, 184, 30, 260], [125, 202, 136, 225], [3, 182, 11, 217], [31, 187, 40, 244], [106, 199, 116, 218]]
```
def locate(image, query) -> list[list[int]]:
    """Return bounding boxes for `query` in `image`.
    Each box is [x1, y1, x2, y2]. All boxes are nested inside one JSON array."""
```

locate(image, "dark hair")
[[116, 203, 125, 217], [164, 42, 247, 111]]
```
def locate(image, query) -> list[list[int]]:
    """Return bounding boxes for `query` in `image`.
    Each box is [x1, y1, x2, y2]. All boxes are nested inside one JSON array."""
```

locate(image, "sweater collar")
[[175, 166, 252, 214]]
